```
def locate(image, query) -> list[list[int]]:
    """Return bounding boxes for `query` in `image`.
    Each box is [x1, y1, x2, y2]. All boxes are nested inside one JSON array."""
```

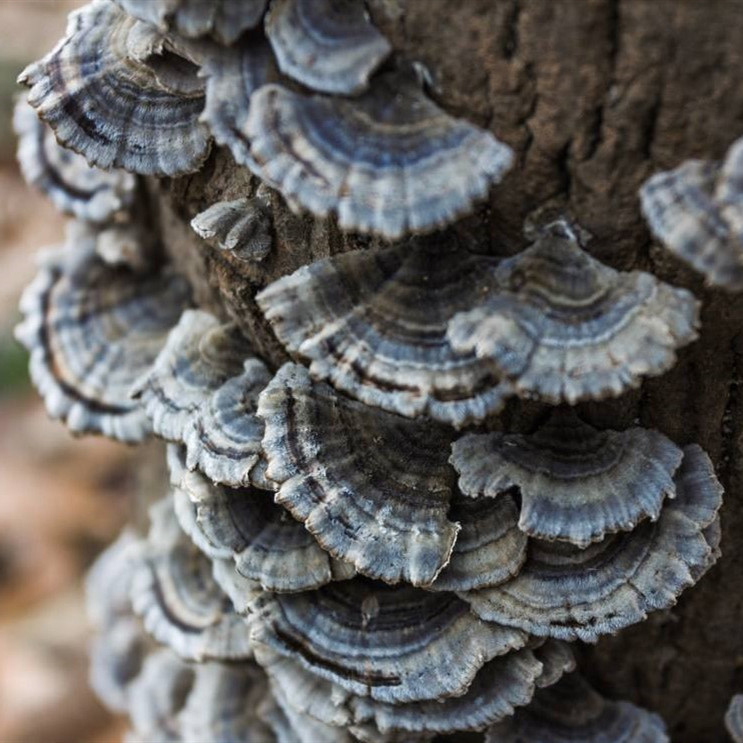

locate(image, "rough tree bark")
[[146, 2, 743, 740]]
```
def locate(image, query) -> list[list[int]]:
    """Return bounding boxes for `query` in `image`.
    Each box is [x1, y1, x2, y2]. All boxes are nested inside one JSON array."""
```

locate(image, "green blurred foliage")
[[0, 322, 30, 397]]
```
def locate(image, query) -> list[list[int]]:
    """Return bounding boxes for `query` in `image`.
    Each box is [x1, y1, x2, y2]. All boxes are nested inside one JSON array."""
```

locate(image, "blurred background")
[[0, 2, 136, 741]]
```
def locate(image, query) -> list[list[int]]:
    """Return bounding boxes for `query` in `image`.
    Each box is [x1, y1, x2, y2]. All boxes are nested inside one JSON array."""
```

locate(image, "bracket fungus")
[[256, 238, 512, 427], [258, 363, 460, 586], [14, 240, 190, 442], [179, 467, 355, 592], [130, 499, 253, 661], [191, 197, 273, 262], [13, 95, 136, 223], [640, 136, 743, 291], [16, 0, 737, 739], [113, 0, 268, 44], [245, 71, 514, 238], [134, 310, 253, 440], [447, 221, 700, 404], [484, 672, 669, 742], [461, 444, 722, 642], [430, 493, 528, 592], [451, 410, 683, 547], [727, 695, 743, 743], [19, 0, 211, 176], [265, 0, 391, 95], [248, 578, 528, 705]]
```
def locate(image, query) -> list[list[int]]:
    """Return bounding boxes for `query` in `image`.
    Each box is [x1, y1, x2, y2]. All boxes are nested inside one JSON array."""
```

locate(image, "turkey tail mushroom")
[[13, 95, 135, 223], [256, 237, 513, 427], [450, 409, 683, 547], [447, 220, 700, 405], [112, 0, 268, 44], [460, 444, 722, 642], [265, 0, 391, 95], [485, 672, 669, 742], [245, 71, 514, 238], [640, 136, 743, 291], [14, 237, 190, 443], [130, 499, 253, 661], [257, 363, 461, 587], [726, 695, 743, 743], [179, 467, 355, 592], [19, 0, 211, 176], [191, 197, 273, 262], [248, 578, 528, 704]]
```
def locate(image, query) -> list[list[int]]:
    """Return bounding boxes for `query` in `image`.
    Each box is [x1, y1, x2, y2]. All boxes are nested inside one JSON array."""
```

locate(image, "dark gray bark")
[[148, 2, 743, 739]]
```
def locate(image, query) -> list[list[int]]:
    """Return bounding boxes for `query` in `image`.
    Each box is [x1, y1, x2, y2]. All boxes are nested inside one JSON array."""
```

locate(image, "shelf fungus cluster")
[[14, 1, 726, 741]]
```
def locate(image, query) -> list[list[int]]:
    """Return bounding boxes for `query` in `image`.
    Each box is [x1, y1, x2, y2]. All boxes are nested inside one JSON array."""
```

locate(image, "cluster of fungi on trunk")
[[12, 0, 743, 741]]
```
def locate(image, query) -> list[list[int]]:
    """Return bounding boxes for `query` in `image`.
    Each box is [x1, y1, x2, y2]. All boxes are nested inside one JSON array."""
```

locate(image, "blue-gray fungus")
[[15, 0, 728, 739]]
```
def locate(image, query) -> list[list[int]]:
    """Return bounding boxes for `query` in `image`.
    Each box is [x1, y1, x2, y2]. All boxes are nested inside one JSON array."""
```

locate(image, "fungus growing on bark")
[[191, 197, 273, 262], [348, 641, 575, 739], [179, 467, 355, 591], [726, 695, 743, 743], [265, 0, 391, 95], [177, 663, 274, 743], [13, 95, 135, 223], [126, 650, 195, 743], [15, 241, 190, 442], [451, 410, 683, 547], [462, 444, 722, 641], [640, 137, 743, 291], [447, 221, 699, 404], [19, 0, 211, 176], [249, 578, 528, 704], [256, 238, 512, 427], [130, 499, 253, 661], [245, 71, 514, 238], [113, 0, 268, 44], [133, 310, 254, 441], [430, 493, 528, 592], [258, 363, 460, 586], [199, 36, 275, 167], [485, 672, 669, 742]]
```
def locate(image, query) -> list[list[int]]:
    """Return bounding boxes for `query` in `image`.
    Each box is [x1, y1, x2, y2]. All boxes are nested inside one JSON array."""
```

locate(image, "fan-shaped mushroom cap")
[[430, 492, 527, 591], [726, 695, 743, 743], [245, 72, 514, 239], [258, 363, 460, 586], [180, 468, 355, 591], [133, 309, 253, 442], [113, 0, 267, 44], [447, 221, 699, 404], [257, 238, 512, 427], [15, 242, 190, 443], [210, 558, 262, 614], [266, 682, 355, 743], [451, 411, 683, 547], [191, 197, 273, 262], [349, 641, 574, 738], [19, 0, 211, 176], [199, 37, 275, 167], [266, 0, 391, 95], [127, 649, 194, 742], [249, 578, 528, 704], [177, 663, 274, 743], [485, 673, 669, 743], [461, 444, 722, 641], [13, 95, 135, 223], [182, 357, 271, 488], [90, 617, 149, 712], [640, 137, 743, 291], [130, 499, 253, 661]]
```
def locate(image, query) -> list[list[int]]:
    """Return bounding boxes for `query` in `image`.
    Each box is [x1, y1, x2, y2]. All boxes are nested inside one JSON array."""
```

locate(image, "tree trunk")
[[148, 2, 743, 740]]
